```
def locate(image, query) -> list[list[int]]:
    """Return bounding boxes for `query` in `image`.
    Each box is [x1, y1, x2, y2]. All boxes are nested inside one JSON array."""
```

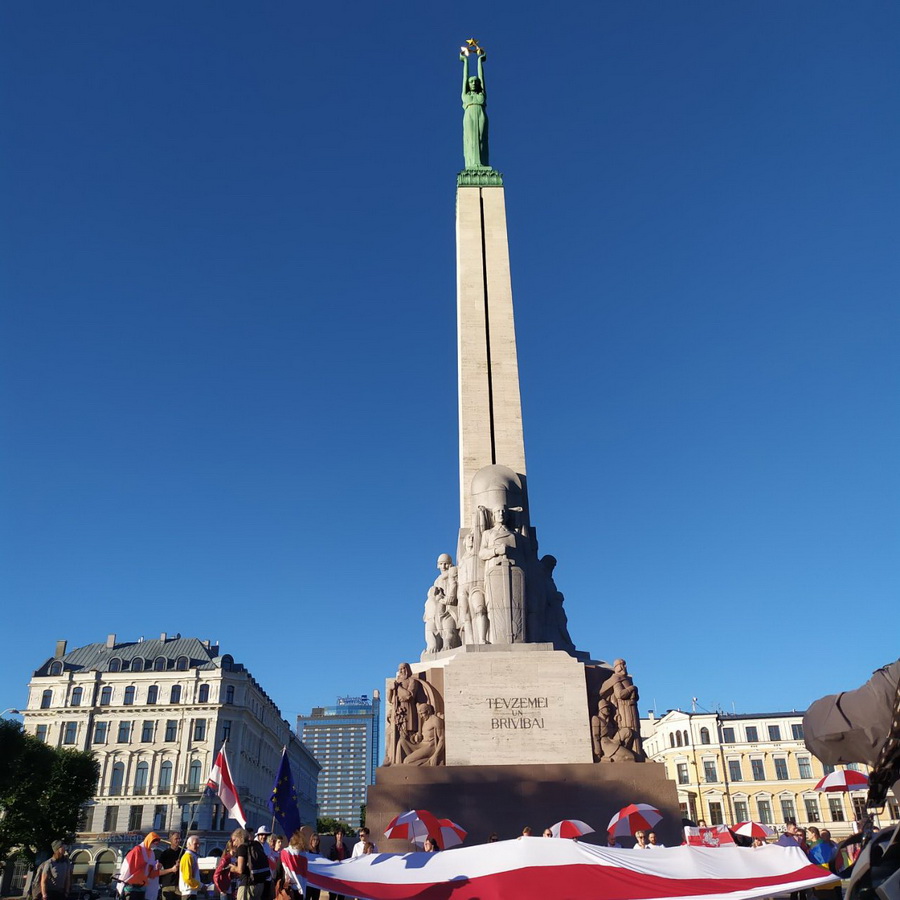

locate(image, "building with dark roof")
[[18, 633, 320, 889]]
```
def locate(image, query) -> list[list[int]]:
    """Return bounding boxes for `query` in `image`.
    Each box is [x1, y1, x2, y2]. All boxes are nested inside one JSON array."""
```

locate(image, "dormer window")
[[154, 657, 166, 672], [176, 657, 189, 671], [48, 661, 63, 676], [108, 658, 121, 673]]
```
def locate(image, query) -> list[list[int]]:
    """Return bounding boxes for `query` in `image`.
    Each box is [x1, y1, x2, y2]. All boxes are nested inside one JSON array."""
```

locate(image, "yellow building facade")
[[641, 709, 898, 840]]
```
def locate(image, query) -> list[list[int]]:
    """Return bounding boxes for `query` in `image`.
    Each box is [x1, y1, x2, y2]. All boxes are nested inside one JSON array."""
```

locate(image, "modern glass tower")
[[297, 692, 381, 826]]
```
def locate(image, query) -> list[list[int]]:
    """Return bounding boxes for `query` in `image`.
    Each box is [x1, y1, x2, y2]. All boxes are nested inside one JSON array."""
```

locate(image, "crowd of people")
[[28, 815, 872, 900]]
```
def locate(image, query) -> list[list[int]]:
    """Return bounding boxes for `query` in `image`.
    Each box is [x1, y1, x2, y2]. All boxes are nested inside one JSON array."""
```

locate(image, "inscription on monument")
[[487, 696, 548, 730]]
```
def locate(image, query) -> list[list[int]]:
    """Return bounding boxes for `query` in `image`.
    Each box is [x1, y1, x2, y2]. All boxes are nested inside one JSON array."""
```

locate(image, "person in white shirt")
[[633, 830, 649, 849], [647, 832, 665, 849], [351, 828, 376, 859]]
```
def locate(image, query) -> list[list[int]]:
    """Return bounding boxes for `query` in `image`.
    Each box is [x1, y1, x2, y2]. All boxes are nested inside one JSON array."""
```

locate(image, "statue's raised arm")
[[459, 42, 489, 170]]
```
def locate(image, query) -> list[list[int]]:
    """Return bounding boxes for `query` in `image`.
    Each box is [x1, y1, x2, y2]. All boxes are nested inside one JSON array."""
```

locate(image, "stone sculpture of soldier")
[[478, 505, 527, 644], [457, 530, 489, 644]]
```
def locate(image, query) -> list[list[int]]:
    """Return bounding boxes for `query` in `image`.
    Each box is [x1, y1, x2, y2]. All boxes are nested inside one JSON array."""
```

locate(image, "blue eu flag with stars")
[[269, 747, 302, 836]]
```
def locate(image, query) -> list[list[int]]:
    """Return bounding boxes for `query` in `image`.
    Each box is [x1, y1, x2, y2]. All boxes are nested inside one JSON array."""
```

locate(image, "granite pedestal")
[[367, 761, 682, 851]]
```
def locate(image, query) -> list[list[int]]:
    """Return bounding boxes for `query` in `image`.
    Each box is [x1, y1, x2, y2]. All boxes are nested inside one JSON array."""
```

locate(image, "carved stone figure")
[[383, 663, 428, 766], [423, 592, 441, 654], [460, 48, 489, 170], [384, 663, 445, 767], [479, 505, 526, 644], [423, 554, 460, 654], [599, 659, 645, 760], [457, 531, 488, 644], [398, 703, 445, 766], [591, 699, 639, 762], [540, 555, 575, 652]]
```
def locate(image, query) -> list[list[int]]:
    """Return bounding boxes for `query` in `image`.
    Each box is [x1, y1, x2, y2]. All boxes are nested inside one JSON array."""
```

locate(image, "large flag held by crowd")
[[206, 743, 247, 827], [305, 837, 837, 900], [270, 747, 302, 838]]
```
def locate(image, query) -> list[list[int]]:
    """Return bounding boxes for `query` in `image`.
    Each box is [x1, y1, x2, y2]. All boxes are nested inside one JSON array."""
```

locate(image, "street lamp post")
[[0, 708, 21, 717]]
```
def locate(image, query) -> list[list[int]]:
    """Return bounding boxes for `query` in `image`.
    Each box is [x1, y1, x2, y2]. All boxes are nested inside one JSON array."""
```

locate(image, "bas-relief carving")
[[593, 658, 645, 762], [383, 663, 445, 767]]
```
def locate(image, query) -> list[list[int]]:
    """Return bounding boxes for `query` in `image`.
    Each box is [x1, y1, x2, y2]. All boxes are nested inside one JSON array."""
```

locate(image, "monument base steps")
[[367, 761, 682, 851]]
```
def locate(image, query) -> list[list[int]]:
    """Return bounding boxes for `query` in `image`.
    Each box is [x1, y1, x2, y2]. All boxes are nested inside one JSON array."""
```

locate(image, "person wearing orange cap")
[[119, 833, 162, 900]]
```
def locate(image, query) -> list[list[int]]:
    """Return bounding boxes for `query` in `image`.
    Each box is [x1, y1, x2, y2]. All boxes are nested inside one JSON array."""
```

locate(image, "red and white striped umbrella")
[[731, 821, 774, 839], [384, 809, 447, 848], [549, 819, 595, 839], [814, 769, 869, 792], [413, 818, 466, 849], [607, 803, 663, 837]]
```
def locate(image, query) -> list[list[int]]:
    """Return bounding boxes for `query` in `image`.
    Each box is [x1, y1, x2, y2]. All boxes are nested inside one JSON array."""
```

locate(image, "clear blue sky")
[[2, 3, 897, 730]]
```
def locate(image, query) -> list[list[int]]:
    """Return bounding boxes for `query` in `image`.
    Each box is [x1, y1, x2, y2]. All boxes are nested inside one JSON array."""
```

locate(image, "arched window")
[[700, 727, 711, 745], [70, 850, 90, 884], [198, 684, 209, 703], [225, 686, 235, 705], [95, 850, 117, 886], [170, 685, 182, 704], [123, 686, 135, 706], [108, 658, 121, 673], [187, 760, 202, 790], [676, 731, 683, 747], [40, 689, 53, 709], [110, 762, 125, 795], [176, 657, 189, 671], [48, 661, 63, 676], [71, 686, 83, 707], [134, 761, 149, 794], [220, 655, 234, 672], [147, 685, 159, 705], [154, 657, 166, 672], [132, 658, 144, 673], [683, 731, 689, 745], [100, 686, 112, 706], [158, 760, 173, 792], [669, 733, 675, 748]]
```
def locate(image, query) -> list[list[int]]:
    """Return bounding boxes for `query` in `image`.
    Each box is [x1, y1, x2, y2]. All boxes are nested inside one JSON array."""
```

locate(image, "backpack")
[[29, 861, 50, 900], [212, 853, 232, 895], [247, 842, 270, 885]]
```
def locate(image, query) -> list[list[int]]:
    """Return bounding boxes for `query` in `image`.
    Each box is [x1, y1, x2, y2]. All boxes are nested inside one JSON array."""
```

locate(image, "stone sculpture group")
[[421, 465, 576, 654]]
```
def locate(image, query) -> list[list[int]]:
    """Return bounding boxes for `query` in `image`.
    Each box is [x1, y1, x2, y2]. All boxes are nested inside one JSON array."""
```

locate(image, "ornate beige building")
[[14, 634, 319, 890], [641, 709, 899, 840]]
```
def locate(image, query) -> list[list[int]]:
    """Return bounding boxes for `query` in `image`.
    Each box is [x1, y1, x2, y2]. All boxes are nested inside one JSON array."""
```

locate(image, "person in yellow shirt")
[[178, 836, 202, 900]]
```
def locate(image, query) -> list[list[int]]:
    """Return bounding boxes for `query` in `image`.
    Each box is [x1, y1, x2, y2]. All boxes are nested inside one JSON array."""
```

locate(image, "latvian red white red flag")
[[206, 744, 247, 827], [306, 836, 836, 900]]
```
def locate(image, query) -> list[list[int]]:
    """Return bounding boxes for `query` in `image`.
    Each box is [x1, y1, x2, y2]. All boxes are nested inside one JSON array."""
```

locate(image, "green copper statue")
[[460, 40, 489, 170]]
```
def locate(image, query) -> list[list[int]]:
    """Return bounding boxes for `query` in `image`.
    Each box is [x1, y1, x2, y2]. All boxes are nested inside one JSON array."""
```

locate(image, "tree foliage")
[[316, 816, 354, 835], [0, 720, 99, 869]]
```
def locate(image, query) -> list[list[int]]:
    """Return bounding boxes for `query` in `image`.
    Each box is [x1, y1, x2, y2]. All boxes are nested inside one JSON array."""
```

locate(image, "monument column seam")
[[479, 188, 497, 468]]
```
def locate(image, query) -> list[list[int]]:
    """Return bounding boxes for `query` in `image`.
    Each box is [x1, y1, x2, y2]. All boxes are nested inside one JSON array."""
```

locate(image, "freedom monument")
[[366, 43, 681, 846]]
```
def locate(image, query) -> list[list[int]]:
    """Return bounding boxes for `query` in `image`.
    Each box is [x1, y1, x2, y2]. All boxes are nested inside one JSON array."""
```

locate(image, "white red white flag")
[[685, 825, 737, 847], [280, 848, 308, 894], [206, 744, 247, 827], [306, 836, 837, 900]]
